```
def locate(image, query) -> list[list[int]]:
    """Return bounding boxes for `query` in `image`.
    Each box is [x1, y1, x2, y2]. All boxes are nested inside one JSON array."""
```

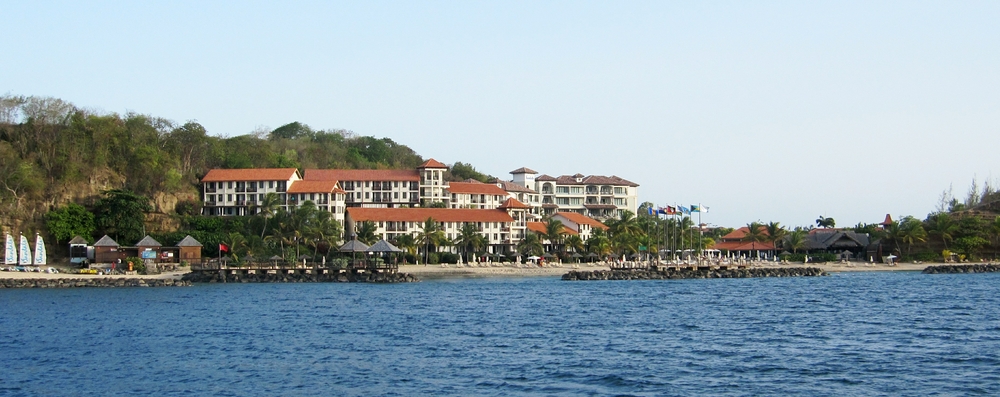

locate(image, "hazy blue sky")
[[3, 1, 999, 228]]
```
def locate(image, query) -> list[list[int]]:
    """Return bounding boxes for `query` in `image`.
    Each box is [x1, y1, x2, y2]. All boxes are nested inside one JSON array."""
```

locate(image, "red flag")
[[219, 243, 229, 253]]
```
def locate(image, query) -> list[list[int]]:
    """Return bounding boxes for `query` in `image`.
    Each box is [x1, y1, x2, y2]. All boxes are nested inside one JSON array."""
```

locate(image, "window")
[[615, 198, 626, 206], [373, 181, 381, 190], [556, 197, 569, 205], [570, 187, 583, 194], [365, 192, 370, 199], [343, 181, 354, 190], [269, 181, 275, 188], [365, 181, 370, 188], [228, 182, 233, 189], [570, 198, 583, 205], [394, 192, 399, 199], [259, 194, 264, 201], [310, 193, 316, 201], [615, 187, 624, 194], [217, 194, 223, 202], [227, 194, 233, 202], [402, 192, 407, 198], [356, 192, 362, 199], [249, 181, 257, 189], [394, 181, 399, 188], [556, 186, 569, 194]]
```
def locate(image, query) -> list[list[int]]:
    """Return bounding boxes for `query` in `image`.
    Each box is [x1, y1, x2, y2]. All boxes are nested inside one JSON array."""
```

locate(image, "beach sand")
[[0, 261, 941, 282]]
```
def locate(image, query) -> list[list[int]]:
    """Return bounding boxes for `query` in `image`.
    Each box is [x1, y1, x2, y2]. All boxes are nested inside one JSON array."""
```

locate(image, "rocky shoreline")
[[181, 270, 419, 283], [922, 264, 1000, 274], [562, 267, 828, 281], [0, 278, 192, 288]]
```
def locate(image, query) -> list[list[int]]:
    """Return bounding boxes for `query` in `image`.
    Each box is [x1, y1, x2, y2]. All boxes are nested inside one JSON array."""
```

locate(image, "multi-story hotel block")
[[199, 159, 629, 252], [344, 200, 529, 254], [508, 167, 638, 220], [304, 169, 420, 208], [200, 168, 347, 221]]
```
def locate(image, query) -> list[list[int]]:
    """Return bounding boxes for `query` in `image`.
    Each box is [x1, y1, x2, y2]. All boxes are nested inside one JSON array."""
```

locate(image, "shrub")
[[439, 253, 459, 264], [426, 253, 439, 265]]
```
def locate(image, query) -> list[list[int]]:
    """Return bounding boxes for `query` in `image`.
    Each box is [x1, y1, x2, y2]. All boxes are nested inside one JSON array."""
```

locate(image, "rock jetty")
[[0, 278, 192, 288], [922, 264, 1000, 274], [182, 270, 418, 283], [562, 267, 827, 281]]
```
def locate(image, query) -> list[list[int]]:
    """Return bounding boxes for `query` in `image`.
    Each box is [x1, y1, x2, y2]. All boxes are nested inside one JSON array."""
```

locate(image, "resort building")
[[199, 161, 639, 228], [200, 168, 301, 216], [304, 169, 419, 209], [344, 206, 528, 254], [417, 159, 449, 206], [509, 167, 639, 220], [495, 179, 543, 220], [285, 180, 348, 222], [200, 168, 346, 218], [551, 211, 609, 242], [446, 181, 509, 209]]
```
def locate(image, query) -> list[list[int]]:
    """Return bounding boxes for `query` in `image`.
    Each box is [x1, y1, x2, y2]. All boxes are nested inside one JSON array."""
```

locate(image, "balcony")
[[205, 201, 218, 207], [204, 187, 217, 193]]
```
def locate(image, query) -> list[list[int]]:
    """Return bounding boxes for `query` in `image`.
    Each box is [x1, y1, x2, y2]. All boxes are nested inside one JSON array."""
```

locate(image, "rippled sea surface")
[[2, 272, 1000, 396]]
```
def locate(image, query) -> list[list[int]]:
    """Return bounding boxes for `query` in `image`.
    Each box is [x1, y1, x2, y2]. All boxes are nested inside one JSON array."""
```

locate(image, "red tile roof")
[[526, 221, 577, 235], [552, 174, 639, 187], [881, 214, 893, 225], [712, 241, 776, 251], [554, 212, 609, 230], [721, 226, 770, 241], [495, 180, 537, 194], [347, 208, 513, 223], [201, 168, 299, 182], [287, 180, 343, 194], [447, 181, 508, 195], [304, 169, 419, 181], [509, 167, 538, 174], [498, 197, 531, 209], [418, 158, 448, 169]]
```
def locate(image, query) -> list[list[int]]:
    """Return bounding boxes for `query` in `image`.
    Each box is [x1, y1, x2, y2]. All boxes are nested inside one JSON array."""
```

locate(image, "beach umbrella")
[[543, 253, 556, 259], [527, 255, 541, 261]]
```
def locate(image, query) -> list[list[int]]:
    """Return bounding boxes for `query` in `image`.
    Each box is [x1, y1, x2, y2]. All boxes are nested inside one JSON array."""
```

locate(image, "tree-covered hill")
[[0, 94, 491, 235]]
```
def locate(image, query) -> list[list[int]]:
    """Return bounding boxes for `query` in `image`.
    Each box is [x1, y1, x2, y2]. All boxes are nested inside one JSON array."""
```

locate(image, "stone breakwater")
[[0, 278, 192, 288], [182, 271, 419, 283], [562, 267, 828, 281], [922, 264, 1000, 274]]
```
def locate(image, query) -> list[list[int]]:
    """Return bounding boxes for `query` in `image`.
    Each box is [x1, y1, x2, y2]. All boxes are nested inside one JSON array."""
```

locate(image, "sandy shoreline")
[[0, 261, 947, 282]]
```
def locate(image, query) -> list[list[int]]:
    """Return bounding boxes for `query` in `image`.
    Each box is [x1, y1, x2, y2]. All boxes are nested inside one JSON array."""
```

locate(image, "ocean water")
[[2, 272, 999, 396]]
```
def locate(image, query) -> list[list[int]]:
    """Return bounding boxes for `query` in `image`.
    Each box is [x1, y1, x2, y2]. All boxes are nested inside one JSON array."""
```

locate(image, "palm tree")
[[785, 228, 808, 254], [926, 212, 958, 249], [766, 222, 788, 251], [898, 216, 928, 258], [455, 222, 484, 262], [564, 234, 584, 254], [393, 234, 418, 259], [416, 217, 445, 264], [356, 221, 379, 245], [517, 232, 544, 257], [543, 217, 566, 254], [254, 192, 284, 238], [743, 222, 767, 258], [608, 210, 642, 239]]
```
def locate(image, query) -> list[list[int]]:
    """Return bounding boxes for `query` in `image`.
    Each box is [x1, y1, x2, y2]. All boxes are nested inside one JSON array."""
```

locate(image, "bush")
[[426, 253, 439, 265], [125, 256, 145, 274], [403, 254, 417, 264], [439, 253, 459, 264]]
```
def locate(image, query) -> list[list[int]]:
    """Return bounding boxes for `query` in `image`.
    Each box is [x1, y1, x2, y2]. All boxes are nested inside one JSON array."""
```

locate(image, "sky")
[[3, 1, 999, 229]]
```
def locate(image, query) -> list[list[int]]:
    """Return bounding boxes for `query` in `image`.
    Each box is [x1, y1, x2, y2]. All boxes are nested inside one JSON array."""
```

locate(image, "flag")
[[657, 207, 667, 215], [219, 243, 229, 253], [647, 207, 654, 215], [666, 206, 676, 215], [703, 206, 710, 213], [679, 206, 691, 214], [691, 205, 701, 213]]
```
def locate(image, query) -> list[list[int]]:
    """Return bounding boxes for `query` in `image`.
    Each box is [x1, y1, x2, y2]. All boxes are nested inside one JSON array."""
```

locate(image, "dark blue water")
[[2, 272, 999, 396]]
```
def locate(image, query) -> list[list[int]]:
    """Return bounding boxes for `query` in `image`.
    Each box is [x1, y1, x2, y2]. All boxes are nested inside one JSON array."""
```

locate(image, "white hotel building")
[[199, 159, 635, 250]]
